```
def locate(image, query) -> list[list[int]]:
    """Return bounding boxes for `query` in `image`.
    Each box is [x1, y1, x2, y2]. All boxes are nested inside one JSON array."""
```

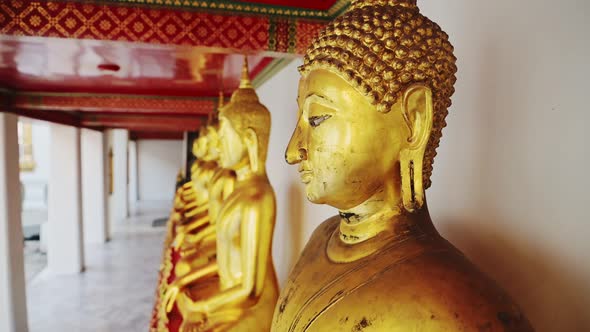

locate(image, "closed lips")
[[299, 171, 313, 183]]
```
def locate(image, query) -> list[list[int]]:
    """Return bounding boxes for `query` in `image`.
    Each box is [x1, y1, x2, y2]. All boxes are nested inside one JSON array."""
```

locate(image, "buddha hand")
[[179, 317, 208, 332], [173, 232, 186, 250], [177, 292, 208, 318], [163, 282, 181, 313]]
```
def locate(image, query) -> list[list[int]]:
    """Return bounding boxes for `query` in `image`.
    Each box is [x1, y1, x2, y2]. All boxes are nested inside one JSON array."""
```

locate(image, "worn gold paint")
[[273, 0, 535, 331], [164, 58, 278, 332]]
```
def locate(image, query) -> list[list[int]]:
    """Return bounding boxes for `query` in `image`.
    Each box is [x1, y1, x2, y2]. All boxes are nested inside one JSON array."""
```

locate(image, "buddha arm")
[[174, 261, 219, 289], [180, 224, 216, 249], [178, 213, 210, 232], [184, 202, 209, 218], [173, 215, 210, 250], [190, 205, 258, 314], [222, 176, 235, 199]]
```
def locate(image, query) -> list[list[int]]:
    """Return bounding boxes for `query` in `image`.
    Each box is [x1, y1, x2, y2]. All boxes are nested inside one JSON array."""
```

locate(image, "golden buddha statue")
[[172, 101, 237, 283], [151, 185, 187, 332], [172, 126, 222, 251], [273, 0, 535, 331], [165, 58, 279, 332], [153, 124, 223, 332], [152, 173, 201, 332], [174, 95, 236, 255]]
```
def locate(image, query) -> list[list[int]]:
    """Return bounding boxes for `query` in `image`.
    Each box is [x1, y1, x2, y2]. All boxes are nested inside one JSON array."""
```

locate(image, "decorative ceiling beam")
[[2, 89, 206, 131], [6, 108, 81, 128], [0, 0, 331, 54], [76, 0, 350, 20], [80, 113, 205, 132], [252, 58, 294, 87], [12, 92, 216, 116], [129, 131, 184, 141]]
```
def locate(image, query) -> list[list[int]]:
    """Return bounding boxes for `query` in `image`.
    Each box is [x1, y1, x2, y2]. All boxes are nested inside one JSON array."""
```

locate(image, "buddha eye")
[[308, 115, 332, 128]]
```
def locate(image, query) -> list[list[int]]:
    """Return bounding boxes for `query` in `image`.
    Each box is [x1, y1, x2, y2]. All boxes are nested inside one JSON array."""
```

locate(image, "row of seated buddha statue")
[[151, 58, 278, 332], [152, 0, 535, 331]]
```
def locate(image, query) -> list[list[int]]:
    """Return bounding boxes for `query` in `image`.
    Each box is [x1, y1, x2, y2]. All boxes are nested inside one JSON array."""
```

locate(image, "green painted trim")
[[327, 0, 350, 17], [252, 58, 294, 88], [268, 16, 278, 52], [60, 0, 350, 20], [287, 19, 297, 54]]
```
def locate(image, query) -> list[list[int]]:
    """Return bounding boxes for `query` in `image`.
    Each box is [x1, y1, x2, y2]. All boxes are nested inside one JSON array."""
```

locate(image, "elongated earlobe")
[[400, 149, 424, 212], [245, 128, 259, 173], [399, 84, 433, 212]]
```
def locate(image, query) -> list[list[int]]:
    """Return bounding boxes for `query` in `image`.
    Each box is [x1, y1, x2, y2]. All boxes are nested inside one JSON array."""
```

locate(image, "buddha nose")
[[285, 125, 306, 165]]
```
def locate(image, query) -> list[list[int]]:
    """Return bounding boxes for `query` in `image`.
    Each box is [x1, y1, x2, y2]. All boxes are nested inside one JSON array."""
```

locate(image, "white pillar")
[[47, 124, 84, 274], [81, 129, 108, 244], [102, 133, 111, 241], [108, 129, 129, 225], [127, 140, 138, 216], [0, 114, 29, 332]]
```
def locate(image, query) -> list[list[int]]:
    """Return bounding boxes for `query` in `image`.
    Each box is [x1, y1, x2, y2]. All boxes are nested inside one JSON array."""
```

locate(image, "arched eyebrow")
[[305, 92, 334, 104], [297, 93, 335, 114], [302, 93, 337, 114]]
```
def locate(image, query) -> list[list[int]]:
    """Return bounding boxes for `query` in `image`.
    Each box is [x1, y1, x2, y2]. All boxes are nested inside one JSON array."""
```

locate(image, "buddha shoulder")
[[312, 239, 533, 331], [282, 218, 534, 331], [222, 179, 274, 208]]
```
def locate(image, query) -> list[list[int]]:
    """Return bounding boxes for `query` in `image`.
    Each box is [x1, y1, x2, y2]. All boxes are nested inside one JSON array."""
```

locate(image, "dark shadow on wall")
[[439, 218, 590, 332]]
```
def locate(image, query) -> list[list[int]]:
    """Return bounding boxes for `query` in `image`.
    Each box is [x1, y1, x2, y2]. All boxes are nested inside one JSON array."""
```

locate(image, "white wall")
[[262, 1, 590, 330], [137, 140, 182, 205], [421, 1, 590, 330]]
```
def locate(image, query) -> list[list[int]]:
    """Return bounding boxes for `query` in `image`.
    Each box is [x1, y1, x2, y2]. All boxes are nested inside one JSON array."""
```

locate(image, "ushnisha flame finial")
[[207, 91, 224, 125], [217, 91, 224, 111], [239, 56, 253, 89]]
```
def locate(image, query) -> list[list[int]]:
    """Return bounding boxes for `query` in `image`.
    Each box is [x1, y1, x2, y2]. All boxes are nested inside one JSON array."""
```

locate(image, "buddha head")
[[204, 126, 220, 161], [192, 127, 209, 160], [218, 58, 271, 174], [285, 0, 456, 212], [192, 125, 219, 162]]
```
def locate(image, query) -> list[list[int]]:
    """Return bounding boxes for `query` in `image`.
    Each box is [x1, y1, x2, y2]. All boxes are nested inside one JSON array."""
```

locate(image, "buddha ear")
[[244, 128, 259, 172], [399, 84, 433, 212], [401, 84, 434, 150]]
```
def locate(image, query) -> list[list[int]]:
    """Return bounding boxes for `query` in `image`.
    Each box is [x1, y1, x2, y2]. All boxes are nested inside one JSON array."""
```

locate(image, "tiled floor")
[[24, 241, 46, 283], [26, 211, 167, 332]]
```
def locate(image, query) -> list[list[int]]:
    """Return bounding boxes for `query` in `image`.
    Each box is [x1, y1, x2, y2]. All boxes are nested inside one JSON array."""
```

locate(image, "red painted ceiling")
[[0, 36, 274, 97], [0, 0, 339, 132]]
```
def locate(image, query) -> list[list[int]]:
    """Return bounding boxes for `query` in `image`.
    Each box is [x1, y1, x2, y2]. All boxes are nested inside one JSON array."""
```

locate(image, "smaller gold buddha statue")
[[175, 95, 236, 254], [151, 185, 187, 332], [165, 58, 279, 332], [173, 99, 237, 282], [153, 124, 222, 332], [273, 0, 534, 331], [207, 93, 237, 237], [173, 126, 221, 249]]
